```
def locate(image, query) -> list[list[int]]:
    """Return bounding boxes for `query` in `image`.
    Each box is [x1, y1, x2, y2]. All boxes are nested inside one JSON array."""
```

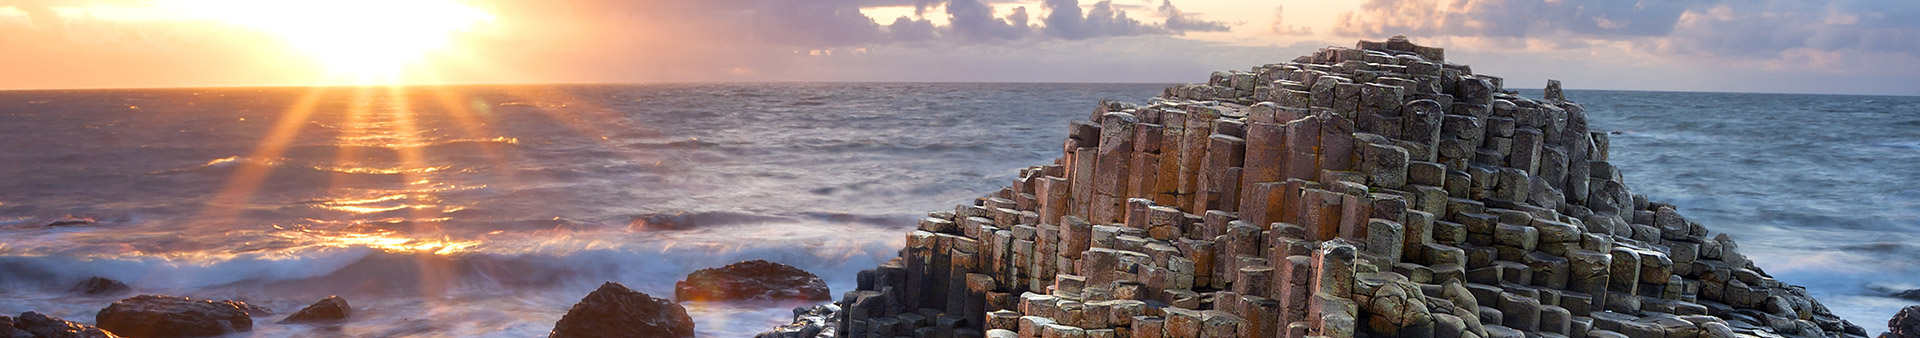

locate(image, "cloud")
[[1329, 0, 1920, 77], [887, 15, 938, 41], [1158, 0, 1229, 34], [914, 0, 1229, 41], [1041, 0, 1164, 39], [1331, 0, 1697, 39], [944, 0, 1031, 40], [1662, 1, 1920, 59], [0, 0, 61, 29], [1269, 5, 1311, 35]]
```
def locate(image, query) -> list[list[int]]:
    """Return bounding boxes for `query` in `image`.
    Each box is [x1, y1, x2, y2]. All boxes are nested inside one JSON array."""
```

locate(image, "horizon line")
[[2, 80, 1913, 98]]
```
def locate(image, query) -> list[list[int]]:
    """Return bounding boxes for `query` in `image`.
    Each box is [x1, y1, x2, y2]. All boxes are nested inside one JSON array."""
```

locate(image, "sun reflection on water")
[[278, 228, 481, 255]]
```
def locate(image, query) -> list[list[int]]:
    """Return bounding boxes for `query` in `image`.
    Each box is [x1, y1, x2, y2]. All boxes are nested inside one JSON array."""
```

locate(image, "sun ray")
[[383, 84, 461, 298], [418, 74, 517, 184], [194, 87, 331, 230], [327, 86, 377, 192]]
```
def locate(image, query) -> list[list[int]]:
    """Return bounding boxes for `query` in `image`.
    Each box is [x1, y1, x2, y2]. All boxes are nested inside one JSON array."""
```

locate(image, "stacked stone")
[[799, 36, 1867, 338]]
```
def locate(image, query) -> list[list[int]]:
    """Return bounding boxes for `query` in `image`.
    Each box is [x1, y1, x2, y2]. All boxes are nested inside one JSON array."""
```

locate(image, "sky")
[[0, 0, 1915, 95]]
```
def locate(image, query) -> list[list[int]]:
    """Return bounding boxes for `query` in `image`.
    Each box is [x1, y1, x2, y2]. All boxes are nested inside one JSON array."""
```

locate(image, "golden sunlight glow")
[[284, 229, 481, 255], [163, 0, 493, 79]]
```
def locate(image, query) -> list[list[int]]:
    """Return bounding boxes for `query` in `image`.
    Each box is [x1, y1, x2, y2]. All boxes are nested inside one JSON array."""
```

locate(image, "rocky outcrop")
[[1885, 306, 1920, 338], [778, 36, 1867, 338], [759, 304, 839, 338], [550, 282, 694, 338], [2, 312, 120, 338], [69, 277, 130, 297], [1892, 290, 1920, 302], [281, 296, 351, 323], [676, 260, 831, 302], [94, 295, 253, 338]]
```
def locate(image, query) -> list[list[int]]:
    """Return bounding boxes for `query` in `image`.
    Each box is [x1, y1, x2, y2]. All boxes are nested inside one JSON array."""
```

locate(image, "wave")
[[0, 232, 898, 300], [148, 156, 283, 174], [1878, 141, 1920, 149], [149, 156, 462, 177]]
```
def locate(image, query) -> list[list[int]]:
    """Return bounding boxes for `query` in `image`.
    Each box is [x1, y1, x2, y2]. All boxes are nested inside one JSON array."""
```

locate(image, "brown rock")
[[552, 282, 694, 338], [675, 260, 829, 302], [5, 311, 120, 338], [70, 277, 131, 297], [1888, 306, 1920, 338], [282, 296, 351, 323], [95, 295, 254, 338]]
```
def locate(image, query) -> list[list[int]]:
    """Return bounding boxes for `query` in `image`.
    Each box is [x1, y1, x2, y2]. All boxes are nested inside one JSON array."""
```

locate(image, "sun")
[[166, 0, 494, 80]]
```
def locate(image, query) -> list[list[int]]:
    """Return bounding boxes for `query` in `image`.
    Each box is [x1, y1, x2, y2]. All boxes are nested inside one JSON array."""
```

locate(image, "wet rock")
[[1887, 306, 1920, 338], [551, 282, 694, 338], [1893, 289, 1920, 302], [95, 295, 253, 338], [5, 311, 120, 338], [676, 260, 830, 302], [70, 277, 130, 297], [758, 304, 836, 338], [282, 296, 351, 323], [44, 218, 97, 227]]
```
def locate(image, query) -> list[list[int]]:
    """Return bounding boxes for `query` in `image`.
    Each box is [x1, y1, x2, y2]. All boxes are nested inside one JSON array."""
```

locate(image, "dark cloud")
[[748, 1, 886, 47], [944, 0, 1031, 40], [1041, 0, 1165, 39], [887, 16, 938, 41]]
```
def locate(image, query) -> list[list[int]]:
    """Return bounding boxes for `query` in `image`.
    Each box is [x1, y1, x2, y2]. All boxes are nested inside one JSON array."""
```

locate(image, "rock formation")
[[69, 277, 130, 297], [282, 296, 352, 323], [1884, 306, 1920, 338], [676, 260, 832, 302], [761, 304, 840, 338], [766, 36, 1867, 338], [1, 312, 120, 338], [1891, 290, 1920, 302], [94, 295, 253, 338], [550, 282, 695, 338]]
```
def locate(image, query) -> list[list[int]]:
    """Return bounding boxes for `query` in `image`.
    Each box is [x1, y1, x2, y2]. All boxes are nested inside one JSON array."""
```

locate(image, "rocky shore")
[[763, 37, 1877, 338]]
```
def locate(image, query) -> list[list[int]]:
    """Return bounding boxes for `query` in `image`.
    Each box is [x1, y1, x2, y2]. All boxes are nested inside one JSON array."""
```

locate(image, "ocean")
[[0, 84, 1914, 336]]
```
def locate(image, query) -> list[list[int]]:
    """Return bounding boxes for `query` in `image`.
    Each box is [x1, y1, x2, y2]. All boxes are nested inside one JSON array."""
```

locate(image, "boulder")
[[551, 282, 694, 338], [282, 296, 351, 323], [675, 260, 830, 302], [1893, 289, 1920, 302], [70, 277, 131, 296], [757, 304, 837, 338], [1887, 306, 1920, 338], [4, 311, 120, 338], [95, 295, 253, 338]]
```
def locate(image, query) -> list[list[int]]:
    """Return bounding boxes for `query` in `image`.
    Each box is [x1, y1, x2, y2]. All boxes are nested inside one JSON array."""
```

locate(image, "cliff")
[[770, 36, 1868, 338]]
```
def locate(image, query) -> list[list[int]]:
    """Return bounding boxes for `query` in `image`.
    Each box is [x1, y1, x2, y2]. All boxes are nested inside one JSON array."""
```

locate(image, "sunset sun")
[[166, 0, 493, 79]]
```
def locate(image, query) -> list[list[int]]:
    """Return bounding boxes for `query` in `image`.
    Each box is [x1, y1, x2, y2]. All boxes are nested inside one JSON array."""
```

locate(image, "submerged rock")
[[69, 277, 130, 296], [44, 218, 96, 227], [1888, 306, 1920, 338], [94, 295, 253, 338], [282, 296, 351, 324], [675, 260, 830, 302], [550, 282, 694, 338], [1893, 289, 1920, 301], [3, 312, 120, 338]]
